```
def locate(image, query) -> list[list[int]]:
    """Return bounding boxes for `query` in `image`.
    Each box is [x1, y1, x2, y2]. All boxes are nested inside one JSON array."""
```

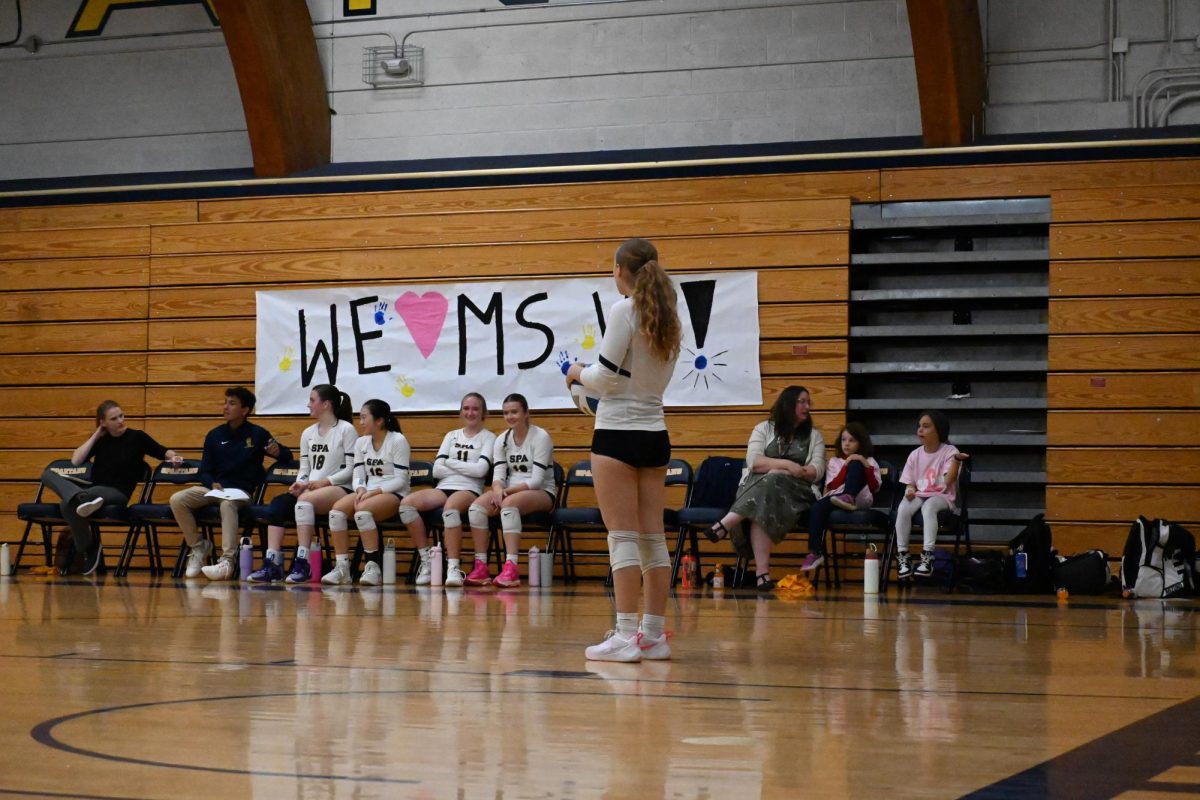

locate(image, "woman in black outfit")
[[41, 400, 180, 574]]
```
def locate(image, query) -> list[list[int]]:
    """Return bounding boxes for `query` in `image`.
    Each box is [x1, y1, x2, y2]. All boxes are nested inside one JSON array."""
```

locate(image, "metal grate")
[[361, 44, 425, 89]]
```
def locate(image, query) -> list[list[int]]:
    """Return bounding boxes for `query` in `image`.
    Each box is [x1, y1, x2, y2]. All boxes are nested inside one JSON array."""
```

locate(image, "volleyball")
[[569, 381, 601, 416]]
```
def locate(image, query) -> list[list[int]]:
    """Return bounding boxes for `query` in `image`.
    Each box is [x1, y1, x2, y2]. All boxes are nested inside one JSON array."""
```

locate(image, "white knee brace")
[[467, 504, 490, 530], [398, 505, 420, 525], [608, 530, 641, 572], [500, 506, 522, 535], [354, 510, 377, 531], [294, 501, 315, 527], [441, 508, 462, 529], [328, 509, 348, 532], [638, 533, 671, 573]]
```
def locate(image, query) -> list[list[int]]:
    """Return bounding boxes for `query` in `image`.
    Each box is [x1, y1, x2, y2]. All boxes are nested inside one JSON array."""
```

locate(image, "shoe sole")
[[493, 578, 520, 588], [76, 500, 104, 518], [463, 578, 492, 586], [444, 579, 464, 588], [81, 546, 103, 577], [641, 648, 671, 661], [585, 650, 642, 663]]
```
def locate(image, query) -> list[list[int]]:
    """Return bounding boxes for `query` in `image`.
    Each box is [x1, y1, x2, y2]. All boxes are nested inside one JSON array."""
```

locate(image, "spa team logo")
[[67, 0, 218, 38]]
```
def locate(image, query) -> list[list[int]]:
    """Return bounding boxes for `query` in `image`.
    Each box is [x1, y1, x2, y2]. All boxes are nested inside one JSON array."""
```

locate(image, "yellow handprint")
[[580, 323, 597, 350], [395, 374, 416, 399], [278, 347, 295, 372]]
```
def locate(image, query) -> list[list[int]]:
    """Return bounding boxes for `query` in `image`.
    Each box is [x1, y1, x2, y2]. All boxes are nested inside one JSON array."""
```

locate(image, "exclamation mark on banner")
[[678, 279, 727, 390]]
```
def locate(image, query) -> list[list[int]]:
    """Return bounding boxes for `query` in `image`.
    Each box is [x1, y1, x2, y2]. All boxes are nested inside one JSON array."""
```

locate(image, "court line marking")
[[0, 789, 158, 800], [0, 651, 1185, 703], [30, 687, 759, 785]]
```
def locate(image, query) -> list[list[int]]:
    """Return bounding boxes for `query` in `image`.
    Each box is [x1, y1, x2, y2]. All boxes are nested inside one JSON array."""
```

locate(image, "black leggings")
[[807, 461, 868, 554]]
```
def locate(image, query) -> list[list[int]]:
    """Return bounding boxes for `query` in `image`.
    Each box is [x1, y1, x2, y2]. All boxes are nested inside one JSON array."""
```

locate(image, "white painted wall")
[[0, 0, 1196, 182]]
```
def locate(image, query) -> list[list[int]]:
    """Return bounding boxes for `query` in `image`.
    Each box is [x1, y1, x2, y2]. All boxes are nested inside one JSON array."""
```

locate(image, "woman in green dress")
[[708, 385, 825, 591]]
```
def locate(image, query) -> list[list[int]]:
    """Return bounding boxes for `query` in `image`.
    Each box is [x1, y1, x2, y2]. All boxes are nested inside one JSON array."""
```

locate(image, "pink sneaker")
[[493, 560, 521, 588], [464, 560, 492, 586], [799, 553, 825, 572]]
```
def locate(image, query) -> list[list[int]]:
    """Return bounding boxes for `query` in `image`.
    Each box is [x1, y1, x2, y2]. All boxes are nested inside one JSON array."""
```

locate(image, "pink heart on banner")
[[395, 291, 449, 359]]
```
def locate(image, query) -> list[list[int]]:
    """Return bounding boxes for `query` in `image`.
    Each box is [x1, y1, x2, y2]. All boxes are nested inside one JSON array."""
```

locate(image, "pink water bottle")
[[430, 544, 444, 587], [308, 544, 322, 583]]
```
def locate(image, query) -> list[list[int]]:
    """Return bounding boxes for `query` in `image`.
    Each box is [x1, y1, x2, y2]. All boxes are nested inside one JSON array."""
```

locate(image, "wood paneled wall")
[[2, 156, 1199, 570]]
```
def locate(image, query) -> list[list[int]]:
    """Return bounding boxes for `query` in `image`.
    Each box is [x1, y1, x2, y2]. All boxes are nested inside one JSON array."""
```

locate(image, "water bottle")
[[863, 544, 880, 595], [681, 555, 695, 589], [528, 546, 540, 587], [711, 564, 724, 589], [308, 543, 322, 583], [0, 542, 10, 578], [239, 537, 253, 580], [382, 539, 397, 585], [540, 550, 553, 587], [430, 544, 444, 587]]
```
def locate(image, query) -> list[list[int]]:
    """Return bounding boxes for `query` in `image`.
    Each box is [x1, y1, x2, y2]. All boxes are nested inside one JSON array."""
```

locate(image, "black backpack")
[[1121, 517, 1196, 598], [1052, 550, 1111, 595], [954, 551, 1007, 594], [1004, 514, 1054, 594]]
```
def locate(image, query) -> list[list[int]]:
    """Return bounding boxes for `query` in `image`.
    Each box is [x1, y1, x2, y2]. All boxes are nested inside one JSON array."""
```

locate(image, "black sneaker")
[[81, 539, 104, 576], [896, 553, 913, 580], [914, 550, 935, 578]]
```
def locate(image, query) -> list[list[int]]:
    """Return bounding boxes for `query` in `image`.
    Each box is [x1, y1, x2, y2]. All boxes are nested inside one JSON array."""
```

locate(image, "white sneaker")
[[201, 557, 235, 581], [638, 632, 671, 661], [321, 559, 352, 585], [414, 557, 432, 586], [444, 565, 465, 588], [75, 496, 105, 518], [359, 561, 382, 586], [184, 539, 213, 578], [585, 630, 642, 662]]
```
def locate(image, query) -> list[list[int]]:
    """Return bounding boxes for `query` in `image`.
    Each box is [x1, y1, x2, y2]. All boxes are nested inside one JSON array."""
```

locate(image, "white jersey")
[[492, 424, 556, 494], [298, 419, 358, 487], [432, 427, 497, 493], [579, 297, 678, 432], [352, 431, 412, 495]]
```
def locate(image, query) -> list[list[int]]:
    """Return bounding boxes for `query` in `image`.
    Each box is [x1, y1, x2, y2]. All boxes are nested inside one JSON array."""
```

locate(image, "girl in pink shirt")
[[895, 410, 969, 580]]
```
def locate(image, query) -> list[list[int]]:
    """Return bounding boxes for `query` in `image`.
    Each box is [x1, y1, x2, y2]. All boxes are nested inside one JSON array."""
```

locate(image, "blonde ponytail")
[[617, 238, 682, 363]]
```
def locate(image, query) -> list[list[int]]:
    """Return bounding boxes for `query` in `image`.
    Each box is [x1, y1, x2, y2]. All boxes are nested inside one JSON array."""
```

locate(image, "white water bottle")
[[863, 544, 880, 595], [430, 544, 444, 587], [528, 546, 540, 587], [382, 539, 396, 585], [540, 549, 553, 587], [0, 542, 10, 578]]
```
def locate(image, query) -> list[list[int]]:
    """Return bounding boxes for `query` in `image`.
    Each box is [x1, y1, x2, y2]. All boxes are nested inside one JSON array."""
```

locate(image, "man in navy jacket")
[[170, 386, 293, 581]]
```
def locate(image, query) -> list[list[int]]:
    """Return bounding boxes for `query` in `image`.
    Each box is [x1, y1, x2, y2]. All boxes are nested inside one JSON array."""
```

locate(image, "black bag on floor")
[[1005, 514, 1054, 594], [1121, 517, 1196, 598], [1052, 550, 1111, 595], [954, 551, 1007, 594]]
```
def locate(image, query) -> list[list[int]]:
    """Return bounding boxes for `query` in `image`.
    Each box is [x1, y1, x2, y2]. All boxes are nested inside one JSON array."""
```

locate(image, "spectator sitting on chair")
[[42, 400, 182, 576], [171, 386, 292, 581], [706, 385, 826, 592], [799, 422, 882, 574]]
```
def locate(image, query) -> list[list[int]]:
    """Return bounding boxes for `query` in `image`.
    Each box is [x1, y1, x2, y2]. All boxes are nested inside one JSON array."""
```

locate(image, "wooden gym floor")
[[0, 575, 1198, 799]]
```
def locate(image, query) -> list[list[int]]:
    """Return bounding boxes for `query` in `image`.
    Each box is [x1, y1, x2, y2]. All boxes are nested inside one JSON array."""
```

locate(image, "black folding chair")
[[121, 461, 202, 577], [671, 456, 745, 586], [548, 461, 603, 582], [15, 459, 94, 570]]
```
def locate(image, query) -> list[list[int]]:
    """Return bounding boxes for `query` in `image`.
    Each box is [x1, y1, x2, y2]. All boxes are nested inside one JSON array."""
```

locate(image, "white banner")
[[254, 271, 760, 414]]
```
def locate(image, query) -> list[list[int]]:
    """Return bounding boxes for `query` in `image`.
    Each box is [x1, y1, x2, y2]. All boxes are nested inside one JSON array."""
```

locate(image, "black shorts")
[[591, 429, 671, 469]]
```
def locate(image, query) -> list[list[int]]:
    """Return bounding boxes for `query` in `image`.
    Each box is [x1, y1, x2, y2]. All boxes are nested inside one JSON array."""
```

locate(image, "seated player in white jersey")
[[397, 392, 497, 586], [447, 392, 556, 588], [323, 399, 411, 586], [248, 384, 358, 583]]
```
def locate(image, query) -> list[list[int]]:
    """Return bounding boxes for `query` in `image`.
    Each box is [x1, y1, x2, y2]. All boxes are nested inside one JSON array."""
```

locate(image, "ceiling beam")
[[211, 0, 330, 177], [905, 0, 986, 147]]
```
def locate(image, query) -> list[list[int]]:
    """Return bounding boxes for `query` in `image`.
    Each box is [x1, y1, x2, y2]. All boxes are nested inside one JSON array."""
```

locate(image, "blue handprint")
[[374, 301, 392, 326], [556, 350, 577, 375]]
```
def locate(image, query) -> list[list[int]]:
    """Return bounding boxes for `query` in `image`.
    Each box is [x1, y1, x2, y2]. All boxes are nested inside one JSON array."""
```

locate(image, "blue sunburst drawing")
[[680, 346, 729, 390]]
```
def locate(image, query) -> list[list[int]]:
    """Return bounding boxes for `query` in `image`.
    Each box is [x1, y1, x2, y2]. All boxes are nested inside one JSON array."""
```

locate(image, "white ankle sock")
[[615, 612, 638, 636], [506, 554, 518, 564], [641, 613, 666, 639], [296, 545, 308, 559], [447, 558, 460, 570]]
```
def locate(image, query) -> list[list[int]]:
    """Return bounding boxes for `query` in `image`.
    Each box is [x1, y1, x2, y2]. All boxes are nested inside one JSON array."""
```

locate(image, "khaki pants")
[[169, 485, 249, 560]]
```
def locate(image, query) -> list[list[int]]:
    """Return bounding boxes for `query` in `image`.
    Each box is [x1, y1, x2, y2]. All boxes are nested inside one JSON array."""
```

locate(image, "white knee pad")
[[398, 505, 420, 525], [467, 504, 490, 530], [500, 506, 522, 535], [608, 530, 641, 572], [354, 510, 377, 531], [441, 508, 462, 529], [328, 509, 348, 532], [638, 533, 671, 573], [294, 501, 316, 527]]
